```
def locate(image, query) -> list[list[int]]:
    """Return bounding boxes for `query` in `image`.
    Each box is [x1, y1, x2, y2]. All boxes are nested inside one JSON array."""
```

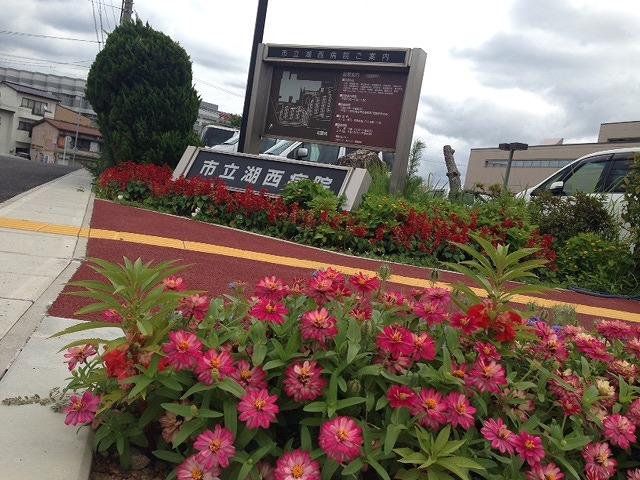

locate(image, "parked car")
[[15, 152, 31, 160], [205, 133, 278, 154], [200, 125, 239, 148], [521, 147, 639, 215]]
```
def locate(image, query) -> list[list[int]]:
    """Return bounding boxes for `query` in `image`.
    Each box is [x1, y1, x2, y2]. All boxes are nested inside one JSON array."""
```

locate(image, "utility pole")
[[498, 142, 528, 191], [238, 0, 268, 153], [120, 0, 134, 24]]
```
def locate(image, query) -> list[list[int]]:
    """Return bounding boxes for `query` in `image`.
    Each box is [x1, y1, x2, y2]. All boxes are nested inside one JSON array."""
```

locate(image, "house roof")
[[38, 119, 102, 138], [1, 81, 60, 102]]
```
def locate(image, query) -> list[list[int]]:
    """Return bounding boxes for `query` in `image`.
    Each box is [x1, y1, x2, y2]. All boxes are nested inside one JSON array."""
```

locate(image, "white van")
[[521, 147, 639, 214]]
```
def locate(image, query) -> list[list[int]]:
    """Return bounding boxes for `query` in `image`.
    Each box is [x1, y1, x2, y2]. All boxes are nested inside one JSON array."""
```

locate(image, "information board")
[[183, 149, 350, 196], [264, 66, 407, 151]]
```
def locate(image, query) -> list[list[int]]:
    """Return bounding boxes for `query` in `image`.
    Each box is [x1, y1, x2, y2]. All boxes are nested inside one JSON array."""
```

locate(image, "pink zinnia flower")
[[162, 330, 203, 371], [413, 300, 447, 326], [351, 304, 372, 323], [349, 272, 380, 293], [179, 294, 210, 321], [251, 297, 288, 325], [64, 390, 101, 426], [274, 450, 320, 480], [468, 359, 508, 394], [163, 276, 186, 291], [193, 424, 236, 469], [300, 308, 338, 343], [387, 385, 417, 409], [574, 337, 614, 363], [238, 388, 279, 429], [232, 360, 268, 390], [627, 469, 640, 480], [583, 442, 617, 480], [377, 325, 414, 359], [255, 276, 288, 300], [382, 291, 406, 307], [102, 308, 122, 324], [411, 332, 437, 362], [627, 338, 640, 360], [450, 362, 468, 381], [628, 399, 640, 426], [526, 463, 565, 480], [514, 432, 545, 466], [318, 416, 363, 463], [475, 342, 501, 362], [450, 312, 482, 335], [596, 320, 633, 341], [283, 360, 327, 402], [424, 287, 451, 309], [602, 414, 636, 449], [410, 388, 447, 430], [64, 344, 97, 370], [481, 418, 516, 454], [176, 456, 216, 480], [196, 350, 235, 385], [445, 392, 476, 430]]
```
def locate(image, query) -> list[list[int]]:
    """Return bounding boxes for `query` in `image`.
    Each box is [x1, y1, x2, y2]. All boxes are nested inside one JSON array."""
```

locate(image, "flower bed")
[[96, 162, 556, 268], [55, 242, 640, 480]]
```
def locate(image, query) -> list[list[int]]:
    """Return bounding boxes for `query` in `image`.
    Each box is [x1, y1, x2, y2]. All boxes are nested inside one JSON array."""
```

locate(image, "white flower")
[[117, 194, 123, 200], [191, 212, 197, 217]]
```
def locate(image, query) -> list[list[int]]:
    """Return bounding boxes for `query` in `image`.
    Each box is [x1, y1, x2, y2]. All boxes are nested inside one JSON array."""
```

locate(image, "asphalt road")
[[0, 154, 79, 203]]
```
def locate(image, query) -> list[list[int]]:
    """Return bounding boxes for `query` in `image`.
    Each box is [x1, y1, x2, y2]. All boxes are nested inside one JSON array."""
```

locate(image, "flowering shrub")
[[96, 162, 556, 268], [56, 245, 640, 479]]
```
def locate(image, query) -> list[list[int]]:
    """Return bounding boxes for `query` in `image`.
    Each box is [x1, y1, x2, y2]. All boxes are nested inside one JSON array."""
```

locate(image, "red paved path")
[[49, 200, 640, 324]]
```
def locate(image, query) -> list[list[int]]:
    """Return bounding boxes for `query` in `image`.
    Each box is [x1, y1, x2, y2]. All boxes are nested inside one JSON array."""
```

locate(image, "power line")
[[194, 77, 244, 98], [89, 0, 102, 49], [0, 30, 100, 43], [0, 52, 92, 68]]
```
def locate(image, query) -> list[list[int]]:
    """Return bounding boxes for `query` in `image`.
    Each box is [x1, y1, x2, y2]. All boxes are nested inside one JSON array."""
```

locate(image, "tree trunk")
[[443, 145, 462, 198]]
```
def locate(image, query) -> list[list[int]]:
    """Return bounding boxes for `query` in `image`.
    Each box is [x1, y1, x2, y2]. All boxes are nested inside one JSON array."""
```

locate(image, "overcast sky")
[[2, 0, 639, 183]]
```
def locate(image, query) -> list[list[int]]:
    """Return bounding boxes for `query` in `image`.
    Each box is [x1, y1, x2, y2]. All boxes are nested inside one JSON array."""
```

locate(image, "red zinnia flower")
[[238, 388, 279, 429], [413, 300, 447, 326], [468, 359, 508, 394], [251, 297, 288, 325], [179, 294, 210, 321], [274, 450, 320, 480], [492, 311, 522, 343], [481, 418, 516, 455], [349, 272, 380, 293], [231, 360, 268, 390], [300, 308, 338, 344], [283, 360, 327, 402], [195, 350, 235, 385], [514, 432, 545, 466], [445, 392, 476, 430], [64, 390, 100, 426], [602, 414, 636, 450], [103, 346, 134, 380], [377, 325, 414, 359], [467, 301, 493, 330], [163, 276, 186, 291], [162, 330, 203, 371], [450, 312, 482, 335], [582, 442, 617, 480], [387, 385, 417, 409], [411, 332, 437, 362], [409, 388, 447, 430], [64, 344, 97, 371], [526, 463, 565, 480], [318, 416, 363, 463], [193, 424, 236, 469], [255, 275, 288, 300]]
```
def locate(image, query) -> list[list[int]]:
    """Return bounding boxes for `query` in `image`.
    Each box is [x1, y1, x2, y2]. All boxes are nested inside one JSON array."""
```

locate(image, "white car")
[[261, 139, 394, 167], [521, 147, 638, 215], [205, 132, 278, 154], [200, 125, 239, 148]]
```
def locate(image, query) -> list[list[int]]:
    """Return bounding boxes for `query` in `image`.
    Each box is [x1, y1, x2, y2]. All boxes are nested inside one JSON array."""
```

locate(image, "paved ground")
[[0, 155, 78, 202], [43, 199, 640, 326]]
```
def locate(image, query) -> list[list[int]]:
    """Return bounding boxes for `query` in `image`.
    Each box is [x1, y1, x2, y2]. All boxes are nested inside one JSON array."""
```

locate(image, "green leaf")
[[366, 455, 391, 480], [172, 418, 204, 448], [161, 403, 196, 418], [322, 459, 340, 480], [152, 450, 184, 464], [224, 400, 238, 436], [346, 342, 360, 364], [335, 396, 366, 411], [181, 383, 215, 399], [301, 425, 312, 451], [252, 343, 267, 366], [198, 409, 224, 418], [263, 359, 285, 370], [384, 424, 405, 455], [303, 401, 327, 413], [217, 378, 246, 398], [341, 458, 363, 476], [128, 376, 152, 399], [50, 321, 122, 338], [433, 425, 451, 455]]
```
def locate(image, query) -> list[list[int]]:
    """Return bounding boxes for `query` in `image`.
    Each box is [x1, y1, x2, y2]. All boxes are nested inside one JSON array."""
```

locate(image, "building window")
[[17, 119, 35, 136], [485, 159, 573, 169], [20, 97, 48, 115]]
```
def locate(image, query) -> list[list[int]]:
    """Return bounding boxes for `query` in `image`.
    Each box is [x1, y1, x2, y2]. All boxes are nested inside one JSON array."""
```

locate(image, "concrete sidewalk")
[[0, 168, 94, 374]]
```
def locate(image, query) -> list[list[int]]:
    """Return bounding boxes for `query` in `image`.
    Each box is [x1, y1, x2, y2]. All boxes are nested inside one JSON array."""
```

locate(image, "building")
[[194, 101, 220, 134], [0, 81, 59, 156], [0, 67, 94, 119], [464, 121, 640, 192], [31, 118, 102, 167]]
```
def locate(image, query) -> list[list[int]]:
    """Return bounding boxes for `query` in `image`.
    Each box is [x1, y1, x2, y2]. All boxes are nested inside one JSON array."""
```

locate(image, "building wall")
[[465, 141, 640, 193], [54, 105, 92, 127], [598, 122, 640, 142], [31, 121, 101, 167], [30, 122, 60, 163]]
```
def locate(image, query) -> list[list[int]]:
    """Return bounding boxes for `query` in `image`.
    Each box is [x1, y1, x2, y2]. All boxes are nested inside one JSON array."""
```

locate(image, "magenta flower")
[[445, 392, 477, 430], [377, 325, 414, 359], [409, 388, 447, 430], [468, 359, 508, 394], [196, 350, 235, 385], [382, 291, 406, 307], [251, 297, 288, 325], [255, 275, 288, 300], [176, 455, 217, 480], [413, 300, 447, 326], [411, 332, 437, 362], [283, 360, 327, 402], [179, 294, 210, 321], [162, 330, 203, 371], [232, 360, 268, 390], [628, 398, 640, 426], [64, 391, 101, 426], [64, 344, 97, 370], [526, 463, 565, 480], [238, 388, 279, 429], [102, 308, 122, 324], [627, 338, 640, 360], [449, 312, 482, 335], [274, 449, 320, 480], [603, 414, 637, 449], [583, 442, 617, 480], [480, 418, 516, 455], [475, 342, 501, 362], [626, 469, 640, 480], [424, 287, 451, 309], [194, 424, 236, 469], [387, 385, 417, 409], [318, 416, 363, 463], [514, 432, 545, 466], [300, 308, 338, 344], [596, 320, 633, 341], [574, 337, 614, 363], [349, 272, 380, 293], [163, 275, 186, 291]]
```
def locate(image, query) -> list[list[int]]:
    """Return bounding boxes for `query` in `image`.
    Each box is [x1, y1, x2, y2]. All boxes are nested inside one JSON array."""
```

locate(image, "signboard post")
[[242, 44, 426, 193]]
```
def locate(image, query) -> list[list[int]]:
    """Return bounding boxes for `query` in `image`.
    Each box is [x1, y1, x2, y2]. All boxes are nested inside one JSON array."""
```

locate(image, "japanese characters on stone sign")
[[265, 46, 409, 66], [184, 150, 350, 196]]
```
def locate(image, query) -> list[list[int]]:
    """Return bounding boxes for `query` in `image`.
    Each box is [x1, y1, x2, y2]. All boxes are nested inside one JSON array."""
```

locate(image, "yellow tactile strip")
[[1, 216, 638, 323]]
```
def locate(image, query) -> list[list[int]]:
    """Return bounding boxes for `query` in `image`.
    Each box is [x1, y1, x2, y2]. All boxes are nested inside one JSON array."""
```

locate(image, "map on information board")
[[265, 66, 407, 151]]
